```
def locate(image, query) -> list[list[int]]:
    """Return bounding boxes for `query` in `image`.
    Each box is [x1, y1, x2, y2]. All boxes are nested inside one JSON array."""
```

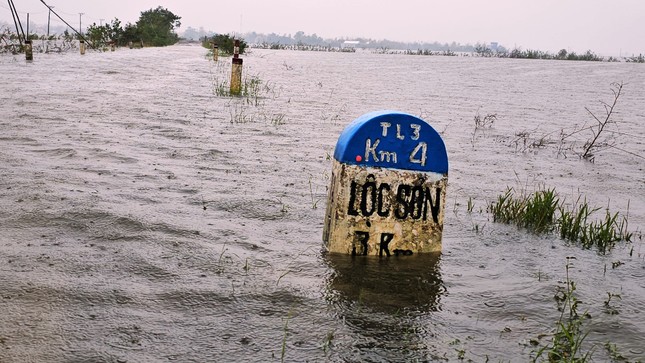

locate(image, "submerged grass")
[[490, 187, 559, 234], [533, 257, 594, 362], [490, 187, 633, 253], [208, 55, 288, 126]]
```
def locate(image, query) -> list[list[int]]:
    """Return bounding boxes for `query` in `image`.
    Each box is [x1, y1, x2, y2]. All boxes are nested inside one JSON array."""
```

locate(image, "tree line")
[[1, 6, 181, 50]]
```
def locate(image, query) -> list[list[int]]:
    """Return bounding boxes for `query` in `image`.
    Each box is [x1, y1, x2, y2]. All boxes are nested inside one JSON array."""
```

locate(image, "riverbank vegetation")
[[239, 31, 643, 63]]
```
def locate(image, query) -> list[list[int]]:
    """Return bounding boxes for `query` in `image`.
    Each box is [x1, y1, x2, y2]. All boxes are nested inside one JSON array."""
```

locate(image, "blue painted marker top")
[[334, 110, 448, 174]]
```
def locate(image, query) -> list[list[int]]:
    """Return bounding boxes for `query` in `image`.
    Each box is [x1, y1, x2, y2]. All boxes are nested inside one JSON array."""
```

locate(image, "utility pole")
[[79, 12, 84, 34], [47, 6, 54, 38], [46, 6, 54, 52]]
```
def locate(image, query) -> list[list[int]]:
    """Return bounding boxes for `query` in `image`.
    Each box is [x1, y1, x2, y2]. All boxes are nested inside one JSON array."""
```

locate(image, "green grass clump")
[[490, 187, 632, 253], [490, 187, 559, 234], [558, 198, 594, 242]]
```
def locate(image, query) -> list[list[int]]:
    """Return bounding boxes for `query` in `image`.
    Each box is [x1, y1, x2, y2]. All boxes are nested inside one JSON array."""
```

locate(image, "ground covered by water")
[[1, 45, 644, 362]]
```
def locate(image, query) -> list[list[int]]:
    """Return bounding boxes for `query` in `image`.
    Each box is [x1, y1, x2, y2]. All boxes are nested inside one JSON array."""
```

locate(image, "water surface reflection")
[[324, 253, 445, 360]]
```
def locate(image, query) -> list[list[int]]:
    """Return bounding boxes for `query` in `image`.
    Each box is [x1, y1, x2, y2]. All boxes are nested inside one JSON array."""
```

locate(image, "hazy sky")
[[2, 0, 643, 56]]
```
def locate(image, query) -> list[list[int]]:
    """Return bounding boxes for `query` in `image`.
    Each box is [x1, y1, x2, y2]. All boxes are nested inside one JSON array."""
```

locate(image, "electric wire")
[[38, 0, 94, 49], [7, 0, 25, 45]]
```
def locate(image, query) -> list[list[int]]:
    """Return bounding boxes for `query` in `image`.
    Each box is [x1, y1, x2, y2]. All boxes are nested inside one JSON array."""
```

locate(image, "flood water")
[[1, 44, 644, 362]]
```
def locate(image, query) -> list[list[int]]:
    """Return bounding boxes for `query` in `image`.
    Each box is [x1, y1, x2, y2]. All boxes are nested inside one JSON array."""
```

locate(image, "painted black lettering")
[[360, 175, 377, 216], [377, 183, 390, 217], [423, 187, 441, 223], [410, 185, 424, 220], [347, 180, 359, 216], [395, 185, 411, 219], [379, 233, 394, 257], [352, 231, 370, 256]]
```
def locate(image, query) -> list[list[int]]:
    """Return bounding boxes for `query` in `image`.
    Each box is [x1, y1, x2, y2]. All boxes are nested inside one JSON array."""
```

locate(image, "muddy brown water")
[[1, 44, 644, 362]]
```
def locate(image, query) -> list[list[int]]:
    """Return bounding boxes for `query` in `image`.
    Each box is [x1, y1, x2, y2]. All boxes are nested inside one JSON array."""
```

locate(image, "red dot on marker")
[[356, 155, 363, 162]]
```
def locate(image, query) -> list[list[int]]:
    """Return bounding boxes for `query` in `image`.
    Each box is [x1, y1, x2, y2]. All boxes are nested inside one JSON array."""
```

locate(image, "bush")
[[201, 34, 247, 55]]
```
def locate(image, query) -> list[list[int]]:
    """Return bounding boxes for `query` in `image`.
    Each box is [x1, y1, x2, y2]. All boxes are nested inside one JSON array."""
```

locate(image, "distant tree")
[[107, 18, 124, 44], [63, 29, 74, 42], [557, 49, 568, 59], [86, 23, 109, 47], [136, 6, 181, 46], [85, 18, 125, 48], [202, 34, 247, 55], [474, 42, 493, 56], [120, 23, 140, 46]]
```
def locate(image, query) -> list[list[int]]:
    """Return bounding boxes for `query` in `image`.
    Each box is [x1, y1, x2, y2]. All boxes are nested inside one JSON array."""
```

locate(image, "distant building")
[[490, 42, 499, 51], [342, 40, 360, 49]]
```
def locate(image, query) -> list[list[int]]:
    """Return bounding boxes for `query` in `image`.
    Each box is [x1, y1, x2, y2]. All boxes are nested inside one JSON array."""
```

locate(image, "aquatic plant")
[[604, 342, 631, 361], [269, 113, 286, 126], [471, 107, 498, 147], [308, 175, 320, 209], [490, 187, 632, 253], [211, 62, 274, 103], [558, 198, 632, 254], [466, 196, 474, 214], [558, 197, 595, 242], [490, 187, 559, 234], [603, 292, 621, 315], [241, 75, 265, 106], [322, 330, 335, 355], [533, 257, 594, 362], [280, 311, 291, 362], [473, 108, 497, 129], [227, 101, 255, 123]]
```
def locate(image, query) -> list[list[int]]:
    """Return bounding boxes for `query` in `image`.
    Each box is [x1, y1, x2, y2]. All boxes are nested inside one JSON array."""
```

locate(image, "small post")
[[110, 41, 115, 52], [212, 43, 218, 61], [233, 39, 240, 59], [80, 40, 86, 55], [128, 41, 133, 49], [25, 40, 33, 61], [230, 57, 243, 95]]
